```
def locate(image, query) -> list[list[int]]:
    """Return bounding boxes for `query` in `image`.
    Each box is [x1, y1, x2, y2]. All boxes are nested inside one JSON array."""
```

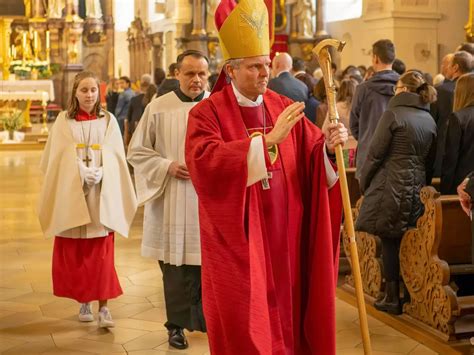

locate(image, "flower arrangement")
[[9, 60, 53, 79], [0, 110, 24, 134]]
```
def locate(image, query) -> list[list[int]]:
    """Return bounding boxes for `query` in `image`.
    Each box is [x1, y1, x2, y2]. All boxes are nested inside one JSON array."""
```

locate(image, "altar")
[[0, 79, 54, 131]]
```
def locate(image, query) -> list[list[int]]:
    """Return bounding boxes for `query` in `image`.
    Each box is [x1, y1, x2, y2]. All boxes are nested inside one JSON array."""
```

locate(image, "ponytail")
[[399, 71, 437, 104], [416, 82, 437, 104]]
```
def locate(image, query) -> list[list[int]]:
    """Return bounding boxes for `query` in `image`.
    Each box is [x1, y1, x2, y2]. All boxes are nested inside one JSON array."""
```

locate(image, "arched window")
[[325, 0, 363, 23]]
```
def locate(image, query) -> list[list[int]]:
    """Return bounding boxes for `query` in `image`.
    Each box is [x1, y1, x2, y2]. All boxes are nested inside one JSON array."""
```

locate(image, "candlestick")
[[34, 31, 38, 59], [46, 31, 50, 50], [22, 32, 27, 61]]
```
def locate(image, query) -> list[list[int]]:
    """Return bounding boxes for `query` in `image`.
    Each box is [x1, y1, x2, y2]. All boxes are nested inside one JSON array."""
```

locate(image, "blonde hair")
[[453, 72, 474, 112], [67, 71, 103, 119], [399, 71, 437, 104]]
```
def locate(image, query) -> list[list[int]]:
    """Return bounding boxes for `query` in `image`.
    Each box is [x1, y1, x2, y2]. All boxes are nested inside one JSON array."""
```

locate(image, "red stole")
[[240, 104, 293, 353], [185, 84, 342, 355]]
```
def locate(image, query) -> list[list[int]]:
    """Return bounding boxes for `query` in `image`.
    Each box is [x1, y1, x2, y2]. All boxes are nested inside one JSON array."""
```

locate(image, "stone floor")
[[0, 150, 441, 354]]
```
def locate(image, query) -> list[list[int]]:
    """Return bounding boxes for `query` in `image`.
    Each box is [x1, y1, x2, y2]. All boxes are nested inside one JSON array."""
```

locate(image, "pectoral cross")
[[83, 154, 92, 167], [261, 172, 273, 190], [76, 143, 101, 167]]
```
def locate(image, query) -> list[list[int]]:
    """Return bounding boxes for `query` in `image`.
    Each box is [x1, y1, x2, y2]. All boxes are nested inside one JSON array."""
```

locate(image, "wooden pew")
[[341, 197, 383, 300], [345, 167, 361, 208], [400, 186, 474, 340]]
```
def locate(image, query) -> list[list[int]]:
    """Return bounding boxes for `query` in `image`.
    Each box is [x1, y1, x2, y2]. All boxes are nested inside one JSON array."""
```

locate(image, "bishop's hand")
[[265, 102, 305, 147], [168, 161, 190, 180], [323, 120, 348, 154]]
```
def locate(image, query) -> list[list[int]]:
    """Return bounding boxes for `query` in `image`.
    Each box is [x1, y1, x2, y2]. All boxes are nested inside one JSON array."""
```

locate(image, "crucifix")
[[261, 172, 272, 190], [83, 153, 92, 167]]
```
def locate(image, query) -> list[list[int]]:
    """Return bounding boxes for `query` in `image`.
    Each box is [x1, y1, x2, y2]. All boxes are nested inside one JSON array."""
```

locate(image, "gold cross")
[[240, 11, 266, 39], [83, 155, 92, 167]]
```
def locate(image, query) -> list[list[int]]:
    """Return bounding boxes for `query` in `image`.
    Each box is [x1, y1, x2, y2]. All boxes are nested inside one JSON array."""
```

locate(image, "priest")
[[127, 50, 209, 349], [184, 0, 347, 354]]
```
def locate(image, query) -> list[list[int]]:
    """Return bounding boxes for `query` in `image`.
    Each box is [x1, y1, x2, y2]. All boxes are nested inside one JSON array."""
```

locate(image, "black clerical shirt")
[[174, 88, 205, 102]]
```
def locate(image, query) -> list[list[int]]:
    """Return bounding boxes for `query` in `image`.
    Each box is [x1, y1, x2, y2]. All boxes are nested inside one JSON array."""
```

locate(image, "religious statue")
[[48, 0, 66, 18], [206, 0, 219, 36], [293, 0, 315, 38], [86, 0, 103, 19]]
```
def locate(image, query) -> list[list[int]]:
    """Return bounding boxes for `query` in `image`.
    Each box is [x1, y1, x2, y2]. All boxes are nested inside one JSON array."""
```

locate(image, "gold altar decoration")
[[274, 0, 287, 32], [0, 19, 14, 80], [342, 198, 383, 300], [466, 0, 474, 42]]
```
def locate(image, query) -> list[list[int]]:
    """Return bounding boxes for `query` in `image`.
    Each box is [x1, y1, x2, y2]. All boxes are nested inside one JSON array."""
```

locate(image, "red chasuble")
[[185, 84, 342, 355]]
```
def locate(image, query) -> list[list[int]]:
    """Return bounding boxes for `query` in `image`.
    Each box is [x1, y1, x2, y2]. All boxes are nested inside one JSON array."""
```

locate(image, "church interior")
[[0, 0, 473, 354]]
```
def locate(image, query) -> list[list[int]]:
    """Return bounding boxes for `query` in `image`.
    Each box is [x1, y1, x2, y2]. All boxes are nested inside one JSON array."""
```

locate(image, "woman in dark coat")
[[441, 73, 474, 194], [355, 71, 437, 314]]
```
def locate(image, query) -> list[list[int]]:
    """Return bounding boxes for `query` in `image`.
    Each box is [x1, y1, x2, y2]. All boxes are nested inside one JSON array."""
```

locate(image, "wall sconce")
[[361, 48, 372, 56], [420, 48, 431, 58], [415, 43, 431, 60]]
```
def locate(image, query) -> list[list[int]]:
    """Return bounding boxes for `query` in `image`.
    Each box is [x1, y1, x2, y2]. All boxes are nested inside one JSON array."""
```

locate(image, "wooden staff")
[[313, 38, 372, 354]]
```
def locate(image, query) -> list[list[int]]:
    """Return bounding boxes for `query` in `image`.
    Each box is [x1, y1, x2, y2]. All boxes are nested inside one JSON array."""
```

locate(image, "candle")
[[46, 31, 50, 50], [118, 60, 122, 77], [34, 31, 38, 53], [41, 91, 48, 106]]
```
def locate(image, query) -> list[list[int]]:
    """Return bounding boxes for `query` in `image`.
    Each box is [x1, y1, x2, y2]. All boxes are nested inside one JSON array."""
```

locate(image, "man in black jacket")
[[431, 51, 472, 176], [350, 39, 399, 179], [267, 52, 308, 102]]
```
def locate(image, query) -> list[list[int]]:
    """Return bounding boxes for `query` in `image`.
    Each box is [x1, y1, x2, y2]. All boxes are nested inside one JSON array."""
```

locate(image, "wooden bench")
[[400, 186, 474, 340]]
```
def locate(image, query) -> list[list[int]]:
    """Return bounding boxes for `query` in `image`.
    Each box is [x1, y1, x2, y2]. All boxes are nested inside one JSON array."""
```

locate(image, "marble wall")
[[327, 0, 468, 75]]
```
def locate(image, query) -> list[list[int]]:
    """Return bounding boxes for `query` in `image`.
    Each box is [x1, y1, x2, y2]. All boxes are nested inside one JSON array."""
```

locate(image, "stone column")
[[32, 0, 44, 18], [315, 0, 327, 37], [191, 0, 206, 36]]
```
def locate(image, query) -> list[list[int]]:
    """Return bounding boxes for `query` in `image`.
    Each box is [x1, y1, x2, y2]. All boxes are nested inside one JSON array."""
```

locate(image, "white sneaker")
[[98, 306, 115, 328], [78, 303, 94, 322]]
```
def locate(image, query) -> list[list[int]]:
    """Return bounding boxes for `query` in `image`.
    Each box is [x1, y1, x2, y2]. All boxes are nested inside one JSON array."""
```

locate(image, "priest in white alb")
[[127, 50, 210, 350]]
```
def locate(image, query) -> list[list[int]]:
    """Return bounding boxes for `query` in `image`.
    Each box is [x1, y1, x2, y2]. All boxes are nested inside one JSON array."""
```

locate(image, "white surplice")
[[38, 111, 137, 239], [127, 91, 209, 266], [58, 116, 110, 238]]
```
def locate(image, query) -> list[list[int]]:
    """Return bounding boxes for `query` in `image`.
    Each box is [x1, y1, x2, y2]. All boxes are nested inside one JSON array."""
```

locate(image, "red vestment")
[[185, 85, 342, 355], [52, 110, 123, 303]]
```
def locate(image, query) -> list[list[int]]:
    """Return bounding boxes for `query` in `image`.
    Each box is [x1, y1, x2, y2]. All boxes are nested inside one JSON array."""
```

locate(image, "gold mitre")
[[218, 0, 270, 61]]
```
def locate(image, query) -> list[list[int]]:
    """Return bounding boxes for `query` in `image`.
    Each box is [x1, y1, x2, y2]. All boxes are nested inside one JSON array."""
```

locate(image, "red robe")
[[52, 110, 123, 303], [185, 84, 342, 355]]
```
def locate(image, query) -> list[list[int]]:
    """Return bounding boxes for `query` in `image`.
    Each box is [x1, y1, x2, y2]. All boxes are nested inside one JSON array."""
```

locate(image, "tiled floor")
[[0, 150, 440, 354]]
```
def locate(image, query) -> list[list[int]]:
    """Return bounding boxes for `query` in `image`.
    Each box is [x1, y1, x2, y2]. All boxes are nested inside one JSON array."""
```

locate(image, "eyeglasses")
[[393, 85, 405, 94]]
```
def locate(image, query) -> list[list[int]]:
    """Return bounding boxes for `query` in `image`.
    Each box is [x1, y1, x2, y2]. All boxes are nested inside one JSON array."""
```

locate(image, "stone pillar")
[[191, 0, 206, 36], [62, 63, 84, 107], [32, 0, 45, 18], [315, 0, 327, 37]]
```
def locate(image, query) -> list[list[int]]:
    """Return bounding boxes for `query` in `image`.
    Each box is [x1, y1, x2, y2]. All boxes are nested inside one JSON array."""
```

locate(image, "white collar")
[[231, 82, 263, 107]]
